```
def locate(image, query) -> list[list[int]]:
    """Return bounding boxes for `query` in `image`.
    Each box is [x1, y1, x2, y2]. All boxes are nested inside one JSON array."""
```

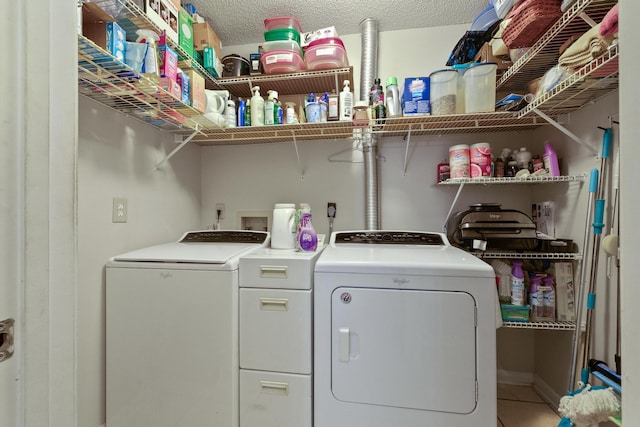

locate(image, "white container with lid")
[[470, 142, 492, 178], [271, 203, 297, 249], [463, 63, 498, 113], [429, 69, 458, 115]]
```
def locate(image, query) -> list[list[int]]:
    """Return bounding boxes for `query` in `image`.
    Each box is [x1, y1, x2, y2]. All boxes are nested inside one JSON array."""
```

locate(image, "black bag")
[[445, 21, 501, 66]]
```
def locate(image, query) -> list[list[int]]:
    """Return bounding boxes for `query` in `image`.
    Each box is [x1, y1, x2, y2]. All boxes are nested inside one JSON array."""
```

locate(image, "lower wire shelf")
[[502, 320, 577, 330]]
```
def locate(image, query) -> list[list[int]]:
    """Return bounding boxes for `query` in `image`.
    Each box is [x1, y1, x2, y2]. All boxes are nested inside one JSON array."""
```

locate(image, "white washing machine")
[[314, 231, 497, 427], [105, 230, 269, 427]]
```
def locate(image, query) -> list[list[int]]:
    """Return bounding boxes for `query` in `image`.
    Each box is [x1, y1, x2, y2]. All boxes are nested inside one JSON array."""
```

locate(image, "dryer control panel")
[[180, 230, 269, 243], [333, 231, 444, 245]]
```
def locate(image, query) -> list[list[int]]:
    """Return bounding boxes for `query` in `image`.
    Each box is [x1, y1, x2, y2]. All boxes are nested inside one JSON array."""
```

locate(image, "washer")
[[105, 230, 269, 427], [314, 231, 497, 427]]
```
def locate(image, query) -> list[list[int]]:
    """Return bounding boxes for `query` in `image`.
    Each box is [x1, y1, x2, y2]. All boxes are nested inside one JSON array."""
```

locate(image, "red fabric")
[[599, 4, 619, 36]]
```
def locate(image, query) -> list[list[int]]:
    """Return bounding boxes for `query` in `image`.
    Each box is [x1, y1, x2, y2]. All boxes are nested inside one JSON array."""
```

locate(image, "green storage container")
[[264, 28, 301, 45]]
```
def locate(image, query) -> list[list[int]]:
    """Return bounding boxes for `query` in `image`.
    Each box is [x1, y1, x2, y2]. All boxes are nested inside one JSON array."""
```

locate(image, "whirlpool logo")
[[393, 277, 410, 285]]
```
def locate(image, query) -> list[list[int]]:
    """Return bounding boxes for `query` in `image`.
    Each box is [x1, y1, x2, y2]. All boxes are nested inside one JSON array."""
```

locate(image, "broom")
[[557, 128, 619, 426]]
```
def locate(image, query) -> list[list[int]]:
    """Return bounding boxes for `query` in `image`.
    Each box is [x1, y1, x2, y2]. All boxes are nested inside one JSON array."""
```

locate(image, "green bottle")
[[245, 99, 251, 126]]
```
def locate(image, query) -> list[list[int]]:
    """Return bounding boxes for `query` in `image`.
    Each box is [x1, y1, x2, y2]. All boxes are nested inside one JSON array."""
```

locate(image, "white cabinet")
[[238, 248, 323, 427]]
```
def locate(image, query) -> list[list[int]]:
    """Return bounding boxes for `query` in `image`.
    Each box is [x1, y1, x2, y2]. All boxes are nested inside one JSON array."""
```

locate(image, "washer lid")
[[112, 230, 269, 264]]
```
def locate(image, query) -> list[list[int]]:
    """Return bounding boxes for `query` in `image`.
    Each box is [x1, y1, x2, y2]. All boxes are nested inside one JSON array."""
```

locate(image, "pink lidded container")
[[449, 144, 470, 179], [470, 142, 492, 178], [261, 49, 306, 74], [264, 16, 302, 33], [304, 37, 348, 70]]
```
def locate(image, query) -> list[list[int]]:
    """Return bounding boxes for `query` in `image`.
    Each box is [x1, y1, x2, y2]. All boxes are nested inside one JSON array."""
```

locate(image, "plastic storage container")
[[261, 49, 305, 74], [449, 144, 470, 179], [304, 38, 348, 71], [264, 16, 302, 33], [429, 69, 458, 115], [264, 28, 301, 45], [463, 63, 497, 113], [262, 40, 303, 55], [500, 304, 530, 322]]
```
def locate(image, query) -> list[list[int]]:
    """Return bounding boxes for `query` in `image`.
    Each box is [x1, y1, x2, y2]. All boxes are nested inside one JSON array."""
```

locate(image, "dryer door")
[[331, 287, 477, 414]]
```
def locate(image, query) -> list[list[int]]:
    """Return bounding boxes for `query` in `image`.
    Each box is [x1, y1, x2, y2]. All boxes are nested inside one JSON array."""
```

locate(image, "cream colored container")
[[449, 144, 470, 179]]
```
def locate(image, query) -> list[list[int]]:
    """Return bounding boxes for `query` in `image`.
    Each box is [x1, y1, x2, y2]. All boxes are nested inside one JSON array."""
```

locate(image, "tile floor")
[[497, 384, 561, 427]]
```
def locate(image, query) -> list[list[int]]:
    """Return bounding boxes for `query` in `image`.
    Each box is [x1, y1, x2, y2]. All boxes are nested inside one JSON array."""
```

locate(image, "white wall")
[[77, 97, 202, 427]]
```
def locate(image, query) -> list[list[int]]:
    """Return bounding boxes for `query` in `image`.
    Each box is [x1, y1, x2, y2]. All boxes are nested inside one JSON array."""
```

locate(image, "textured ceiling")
[[187, 0, 488, 47]]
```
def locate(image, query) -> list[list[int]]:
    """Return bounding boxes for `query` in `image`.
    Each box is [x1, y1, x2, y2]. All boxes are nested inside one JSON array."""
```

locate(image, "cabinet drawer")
[[240, 369, 311, 427], [240, 288, 311, 373], [239, 250, 322, 289]]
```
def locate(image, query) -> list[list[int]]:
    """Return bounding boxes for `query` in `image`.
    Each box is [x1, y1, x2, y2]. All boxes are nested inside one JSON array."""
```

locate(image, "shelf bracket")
[[292, 132, 304, 179], [532, 108, 598, 155], [578, 12, 598, 28], [155, 127, 199, 169], [402, 126, 413, 176], [443, 182, 465, 233]]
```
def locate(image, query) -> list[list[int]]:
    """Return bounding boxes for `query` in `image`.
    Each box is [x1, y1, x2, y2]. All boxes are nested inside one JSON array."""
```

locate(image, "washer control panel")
[[180, 230, 269, 243], [333, 231, 445, 245]]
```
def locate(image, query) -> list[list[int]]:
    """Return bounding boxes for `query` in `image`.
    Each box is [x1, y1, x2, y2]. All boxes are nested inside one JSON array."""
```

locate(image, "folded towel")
[[558, 24, 613, 68], [599, 4, 618, 37]]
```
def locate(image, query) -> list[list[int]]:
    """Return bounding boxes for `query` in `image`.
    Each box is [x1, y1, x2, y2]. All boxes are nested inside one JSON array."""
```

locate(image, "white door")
[[331, 287, 478, 414]]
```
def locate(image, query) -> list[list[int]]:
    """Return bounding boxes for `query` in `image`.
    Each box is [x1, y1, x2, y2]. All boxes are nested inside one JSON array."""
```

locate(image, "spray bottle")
[[136, 29, 160, 76], [272, 90, 283, 125], [250, 86, 264, 127], [264, 90, 275, 125], [339, 79, 353, 121], [510, 260, 525, 306], [543, 141, 561, 176]]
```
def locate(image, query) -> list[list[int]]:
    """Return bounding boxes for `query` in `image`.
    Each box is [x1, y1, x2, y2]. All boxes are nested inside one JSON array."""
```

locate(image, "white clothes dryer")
[[314, 231, 497, 427], [105, 230, 269, 427]]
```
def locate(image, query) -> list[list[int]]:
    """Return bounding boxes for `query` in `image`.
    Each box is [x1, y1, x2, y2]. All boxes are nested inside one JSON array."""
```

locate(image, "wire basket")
[[502, 0, 562, 48]]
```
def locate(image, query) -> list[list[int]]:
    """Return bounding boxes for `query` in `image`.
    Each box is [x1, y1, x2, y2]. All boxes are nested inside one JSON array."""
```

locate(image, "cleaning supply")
[[339, 79, 353, 121], [136, 29, 160, 76], [273, 91, 283, 125], [305, 93, 320, 123], [264, 90, 275, 125], [385, 76, 402, 117], [250, 86, 264, 127], [224, 99, 236, 128], [543, 141, 560, 176], [510, 260, 525, 306], [542, 275, 556, 320], [285, 102, 298, 124], [271, 203, 297, 249], [491, 259, 512, 303], [530, 275, 544, 319], [237, 98, 246, 127], [296, 203, 318, 252], [320, 92, 329, 122], [328, 89, 339, 121], [369, 77, 386, 120], [515, 147, 532, 170]]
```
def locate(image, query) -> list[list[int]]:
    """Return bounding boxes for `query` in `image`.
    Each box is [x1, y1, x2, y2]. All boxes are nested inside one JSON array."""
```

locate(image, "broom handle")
[[568, 168, 598, 390]]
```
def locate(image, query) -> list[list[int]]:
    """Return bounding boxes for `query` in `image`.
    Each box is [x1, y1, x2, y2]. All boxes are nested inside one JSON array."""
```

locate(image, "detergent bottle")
[[296, 203, 318, 252], [250, 86, 264, 127], [510, 260, 525, 306]]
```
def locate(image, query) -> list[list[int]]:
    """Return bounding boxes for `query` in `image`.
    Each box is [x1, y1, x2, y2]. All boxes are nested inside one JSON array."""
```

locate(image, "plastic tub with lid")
[[261, 49, 305, 74], [463, 63, 497, 113], [262, 40, 303, 55], [429, 69, 458, 115], [264, 28, 301, 45], [264, 16, 302, 33], [304, 38, 348, 71]]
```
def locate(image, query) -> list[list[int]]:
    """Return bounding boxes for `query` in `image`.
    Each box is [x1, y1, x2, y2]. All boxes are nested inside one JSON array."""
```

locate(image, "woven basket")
[[502, 0, 562, 48]]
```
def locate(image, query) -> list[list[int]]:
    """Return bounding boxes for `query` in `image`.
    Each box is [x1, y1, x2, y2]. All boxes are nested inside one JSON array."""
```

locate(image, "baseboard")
[[533, 374, 563, 410], [497, 369, 534, 386]]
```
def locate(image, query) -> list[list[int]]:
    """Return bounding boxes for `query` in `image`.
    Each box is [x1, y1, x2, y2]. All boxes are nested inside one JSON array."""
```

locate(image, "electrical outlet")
[[112, 197, 128, 223], [327, 202, 337, 218], [215, 203, 225, 220]]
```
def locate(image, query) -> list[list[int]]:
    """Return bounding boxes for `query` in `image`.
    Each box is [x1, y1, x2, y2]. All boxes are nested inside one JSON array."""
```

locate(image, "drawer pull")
[[259, 265, 288, 279], [259, 298, 289, 311], [260, 380, 289, 395]]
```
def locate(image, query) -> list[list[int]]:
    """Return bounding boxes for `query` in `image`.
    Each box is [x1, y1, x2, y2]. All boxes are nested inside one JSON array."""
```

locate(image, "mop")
[[558, 128, 620, 426]]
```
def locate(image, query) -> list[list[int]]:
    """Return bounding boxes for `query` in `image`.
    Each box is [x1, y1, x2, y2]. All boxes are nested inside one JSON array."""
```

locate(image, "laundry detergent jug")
[[271, 203, 297, 249]]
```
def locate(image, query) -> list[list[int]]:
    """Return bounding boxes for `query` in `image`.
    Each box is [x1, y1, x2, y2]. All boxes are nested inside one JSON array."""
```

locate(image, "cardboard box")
[[82, 3, 126, 62], [184, 69, 206, 113], [193, 22, 222, 56], [402, 77, 431, 116], [145, 0, 179, 44], [301, 26, 338, 47], [177, 70, 191, 105], [159, 77, 181, 100], [473, 42, 513, 70], [158, 44, 179, 82], [550, 262, 575, 322], [178, 8, 194, 58], [532, 201, 555, 237]]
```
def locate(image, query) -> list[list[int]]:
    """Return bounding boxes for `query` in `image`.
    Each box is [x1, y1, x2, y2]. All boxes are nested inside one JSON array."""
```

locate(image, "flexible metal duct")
[[360, 18, 380, 230]]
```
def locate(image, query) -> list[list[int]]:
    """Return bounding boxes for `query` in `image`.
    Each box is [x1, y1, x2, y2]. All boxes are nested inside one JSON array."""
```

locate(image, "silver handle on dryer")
[[339, 327, 350, 362]]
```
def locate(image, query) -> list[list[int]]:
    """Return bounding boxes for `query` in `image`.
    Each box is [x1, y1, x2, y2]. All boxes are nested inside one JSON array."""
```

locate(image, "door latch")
[[0, 318, 15, 363]]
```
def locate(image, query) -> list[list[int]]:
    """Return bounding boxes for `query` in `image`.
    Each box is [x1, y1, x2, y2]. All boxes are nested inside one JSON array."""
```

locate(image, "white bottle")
[[224, 99, 236, 128], [339, 79, 353, 121], [515, 147, 532, 170], [264, 90, 275, 125], [250, 86, 264, 127]]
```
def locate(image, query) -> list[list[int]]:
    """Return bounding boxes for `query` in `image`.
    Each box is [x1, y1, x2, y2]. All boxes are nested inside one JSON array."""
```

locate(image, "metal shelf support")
[[532, 108, 598, 155], [402, 126, 413, 176], [156, 127, 200, 169], [443, 182, 465, 232], [292, 132, 304, 179]]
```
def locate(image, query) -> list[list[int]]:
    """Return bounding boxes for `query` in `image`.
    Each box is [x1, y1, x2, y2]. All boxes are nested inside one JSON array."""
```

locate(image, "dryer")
[[314, 231, 496, 427], [105, 230, 269, 427]]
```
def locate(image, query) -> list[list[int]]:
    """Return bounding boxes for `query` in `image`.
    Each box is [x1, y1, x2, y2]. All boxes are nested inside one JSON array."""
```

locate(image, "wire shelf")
[[476, 252, 582, 260], [439, 175, 586, 185], [502, 320, 577, 330], [497, 0, 618, 92]]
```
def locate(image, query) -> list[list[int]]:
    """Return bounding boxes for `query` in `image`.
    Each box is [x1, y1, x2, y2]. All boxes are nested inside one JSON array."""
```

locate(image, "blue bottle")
[[237, 99, 246, 127]]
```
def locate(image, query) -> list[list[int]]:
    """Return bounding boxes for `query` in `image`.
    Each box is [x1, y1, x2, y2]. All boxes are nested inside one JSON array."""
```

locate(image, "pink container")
[[264, 16, 302, 33], [470, 142, 492, 178], [304, 38, 348, 70], [449, 144, 470, 179], [261, 49, 306, 74]]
